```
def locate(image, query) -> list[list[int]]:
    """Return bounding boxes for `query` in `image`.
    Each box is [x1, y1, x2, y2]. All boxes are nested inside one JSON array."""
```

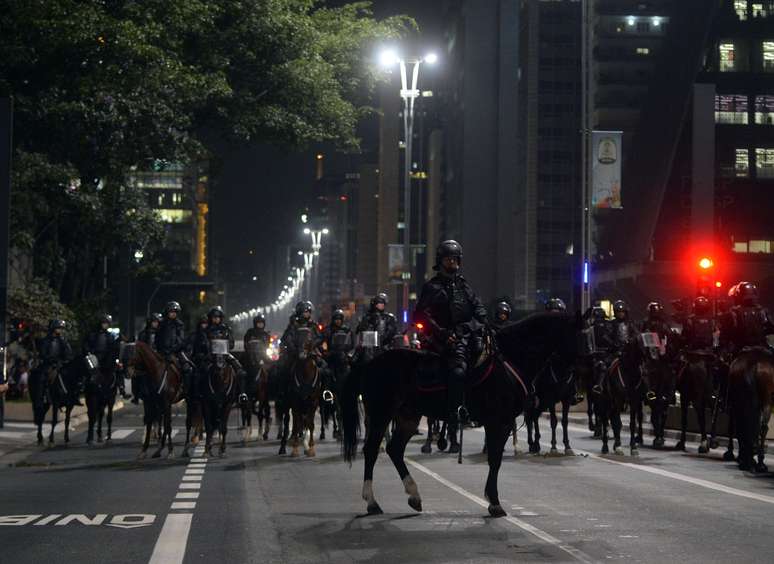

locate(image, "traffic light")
[[698, 257, 714, 270]]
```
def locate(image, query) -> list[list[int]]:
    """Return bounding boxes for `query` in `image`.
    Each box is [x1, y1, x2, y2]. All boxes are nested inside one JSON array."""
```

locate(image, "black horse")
[[341, 312, 580, 518], [29, 361, 81, 446], [83, 355, 120, 445]]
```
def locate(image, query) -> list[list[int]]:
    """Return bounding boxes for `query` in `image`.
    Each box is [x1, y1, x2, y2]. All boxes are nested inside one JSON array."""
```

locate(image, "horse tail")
[[729, 353, 762, 465], [341, 362, 362, 465]]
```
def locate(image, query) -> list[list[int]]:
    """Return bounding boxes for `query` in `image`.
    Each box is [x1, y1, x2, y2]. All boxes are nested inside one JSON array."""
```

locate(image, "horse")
[[320, 353, 347, 441], [524, 354, 580, 456], [287, 340, 322, 457], [341, 312, 579, 518], [639, 340, 676, 450], [128, 341, 182, 458], [200, 349, 239, 458], [674, 351, 715, 453], [589, 351, 627, 455], [726, 348, 774, 472], [83, 355, 120, 445], [29, 362, 80, 446]]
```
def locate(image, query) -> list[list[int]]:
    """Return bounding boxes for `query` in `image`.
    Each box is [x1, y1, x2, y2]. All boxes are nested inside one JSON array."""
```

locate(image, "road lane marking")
[[175, 492, 199, 499], [148, 513, 192, 564], [187, 463, 207, 468], [34, 514, 61, 526], [181, 475, 202, 482], [171, 502, 196, 510], [110, 429, 135, 440], [190, 458, 206, 462], [405, 458, 595, 563], [184, 469, 205, 475], [178, 483, 201, 490]]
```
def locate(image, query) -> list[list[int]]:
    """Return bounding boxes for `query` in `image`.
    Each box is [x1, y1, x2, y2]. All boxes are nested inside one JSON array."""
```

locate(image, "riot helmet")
[[545, 298, 567, 313], [693, 296, 711, 315], [434, 240, 463, 272], [495, 302, 512, 321]]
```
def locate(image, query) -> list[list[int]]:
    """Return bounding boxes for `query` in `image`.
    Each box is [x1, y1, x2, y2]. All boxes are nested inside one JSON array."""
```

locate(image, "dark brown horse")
[[128, 342, 182, 459], [342, 312, 578, 518], [675, 352, 715, 453], [84, 356, 119, 445], [287, 342, 322, 457], [201, 356, 239, 457], [727, 348, 774, 472]]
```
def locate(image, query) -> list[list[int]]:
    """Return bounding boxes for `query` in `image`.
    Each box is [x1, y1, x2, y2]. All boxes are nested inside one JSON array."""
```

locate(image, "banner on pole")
[[388, 244, 406, 284], [592, 131, 622, 209]]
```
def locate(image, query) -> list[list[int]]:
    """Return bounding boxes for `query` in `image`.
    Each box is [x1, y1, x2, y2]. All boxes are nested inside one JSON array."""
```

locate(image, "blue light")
[[583, 261, 589, 285], [403, 310, 408, 323]]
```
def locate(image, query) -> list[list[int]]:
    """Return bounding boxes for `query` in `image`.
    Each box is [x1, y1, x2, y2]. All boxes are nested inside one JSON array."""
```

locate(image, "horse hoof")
[[306, 448, 316, 458], [291, 448, 300, 458], [152, 451, 162, 459], [87, 440, 94, 447], [738, 460, 753, 472], [437, 437, 448, 451], [674, 441, 686, 452], [448, 443, 460, 455], [97, 437, 103, 444], [408, 497, 423, 512], [167, 450, 175, 459], [698, 443, 709, 455], [601, 445, 609, 454], [635, 436, 643, 445], [488, 504, 507, 518], [614, 447, 624, 456], [723, 450, 736, 462], [592, 431, 602, 439], [278, 446, 287, 455], [367, 503, 383, 515], [755, 462, 768, 474], [564, 448, 575, 456], [710, 439, 720, 450], [630, 448, 639, 457], [219, 451, 227, 459], [263, 433, 269, 441], [549, 447, 559, 457], [653, 438, 664, 449], [137, 451, 147, 460]]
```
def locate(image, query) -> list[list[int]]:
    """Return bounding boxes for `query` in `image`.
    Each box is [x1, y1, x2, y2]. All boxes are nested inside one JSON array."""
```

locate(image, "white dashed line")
[[110, 429, 135, 440], [148, 513, 192, 564]]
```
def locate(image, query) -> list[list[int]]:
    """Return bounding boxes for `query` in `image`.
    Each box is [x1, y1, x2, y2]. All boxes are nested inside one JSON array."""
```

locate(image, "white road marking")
[[187, 463, 207, 468], [181, 475, 202, 482], [171, 502, 196, 510], [34, 514, 61, 526], [175, 492, 199, 499], [178, 483, 201, 490], [110, 429, 135, 440], [0, 430, 32, 440], [169, 429, 180, 438], [148, 513, 192, 564], [184, 469, 205, 475], [405, 458, 595, 563], [190, 458, 207, 463], [3, 422, 37, 429]]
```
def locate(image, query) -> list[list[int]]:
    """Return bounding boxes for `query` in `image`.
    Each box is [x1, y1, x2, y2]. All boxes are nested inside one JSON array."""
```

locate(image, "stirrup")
[[592, 385, 603, 395], [646, 391, 657, 402]]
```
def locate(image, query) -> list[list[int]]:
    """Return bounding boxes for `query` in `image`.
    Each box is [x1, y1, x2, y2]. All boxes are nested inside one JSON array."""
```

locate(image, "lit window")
[[755, 95, 774, 124], [172, 192, 183, 205], [157, 194, 164, 206], [756, 147, 774, 178], [156, 209, 193, 223], [627, 16, 635, 26], [763, 41, 774, 71], [736, 0, 748, 20], [720, 43, 736, 71], [749, 240, 772, 253], [736, 148, 751, 177], [752, 2, 772, 18], [715, 94, 749, 124], [734, 241, 749, 253], [636, 47, 650, 55]]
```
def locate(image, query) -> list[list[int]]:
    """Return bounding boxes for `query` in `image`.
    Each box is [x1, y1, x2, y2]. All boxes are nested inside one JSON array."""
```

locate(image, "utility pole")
[[580, 0, 592, 313]]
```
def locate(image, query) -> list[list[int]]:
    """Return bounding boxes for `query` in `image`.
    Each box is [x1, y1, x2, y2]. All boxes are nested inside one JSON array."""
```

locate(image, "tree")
[[0, 0, 412, 317]]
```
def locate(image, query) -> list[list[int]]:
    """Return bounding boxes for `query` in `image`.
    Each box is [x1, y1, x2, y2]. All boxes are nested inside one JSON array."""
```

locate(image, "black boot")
[[238, 370, 249, 405]]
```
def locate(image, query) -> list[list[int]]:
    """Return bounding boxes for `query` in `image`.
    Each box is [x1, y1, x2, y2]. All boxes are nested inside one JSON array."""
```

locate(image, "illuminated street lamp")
[[379, 47, 438, 316]]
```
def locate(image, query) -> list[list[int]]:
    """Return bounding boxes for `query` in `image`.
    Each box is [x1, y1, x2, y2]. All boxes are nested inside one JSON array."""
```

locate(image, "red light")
[[415, 322, 424, 331], [698, 257, 714, 270], [715, 281, 723, 288], [318, 324, 324, 331], [339, 195, 348, 201]]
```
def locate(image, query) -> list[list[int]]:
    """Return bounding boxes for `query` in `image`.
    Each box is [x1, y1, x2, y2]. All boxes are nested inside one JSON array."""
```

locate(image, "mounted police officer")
[[280, 301, 322, 368], [131, 313, 162, 404], [588, 306, 614, 394], [37, 320, 74, 403], [725, 282, 774, 353], [683, 297, 717, 353], [356, 292, 398, 351], [414, 240, 487, 453], [156, 301, 193, 398], [83, 314, 127, 399], [243, 313, 271, 369], [639, 302, 674, 401], [199, 306, 247, 403], [323, 309, 354, 368], [545, 298, 567, 313], [491, 301, 514, 333]]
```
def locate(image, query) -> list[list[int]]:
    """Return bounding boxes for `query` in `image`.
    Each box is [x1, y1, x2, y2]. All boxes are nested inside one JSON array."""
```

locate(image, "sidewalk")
[[0, 400, 125, 464]]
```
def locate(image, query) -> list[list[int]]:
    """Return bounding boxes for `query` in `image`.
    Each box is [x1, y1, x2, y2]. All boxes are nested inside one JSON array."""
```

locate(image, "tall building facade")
[[590, 0, 774, 307]]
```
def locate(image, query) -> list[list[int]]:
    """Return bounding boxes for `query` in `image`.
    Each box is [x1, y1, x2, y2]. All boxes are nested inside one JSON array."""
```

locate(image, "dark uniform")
[[725, 282, 774, 352], [132, 313, 162, 403], [355, 293, 398, 362], [83, 314, 126, 397], [280, 301, 322, 361], [156, 301, 191, 397], [243, 314, 271, 369], [37, 320, 73, 402], [683, 297, 717, 353], [639, 302, 674, 401], [414, 240, 487, 450], [197, 306, 246, 402]]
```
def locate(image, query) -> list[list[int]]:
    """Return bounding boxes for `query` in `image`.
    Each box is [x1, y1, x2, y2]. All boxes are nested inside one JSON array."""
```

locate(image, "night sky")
[[211, 1, 442, 309]]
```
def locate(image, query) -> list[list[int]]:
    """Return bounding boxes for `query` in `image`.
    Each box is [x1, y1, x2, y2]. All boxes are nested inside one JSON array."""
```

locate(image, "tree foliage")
[[0, 0, 412, 321]]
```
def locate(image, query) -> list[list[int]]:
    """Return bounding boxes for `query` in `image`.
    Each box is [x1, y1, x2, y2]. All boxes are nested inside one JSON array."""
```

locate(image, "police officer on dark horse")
[[414, 240, 487, 454], [132, 312, 162, 404], [242, 313, 272, 440], [321, 308, 354, 440]]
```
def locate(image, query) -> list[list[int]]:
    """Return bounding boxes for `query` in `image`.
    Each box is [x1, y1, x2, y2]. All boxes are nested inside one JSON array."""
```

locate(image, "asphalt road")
[[2, 403, 774, 564]]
